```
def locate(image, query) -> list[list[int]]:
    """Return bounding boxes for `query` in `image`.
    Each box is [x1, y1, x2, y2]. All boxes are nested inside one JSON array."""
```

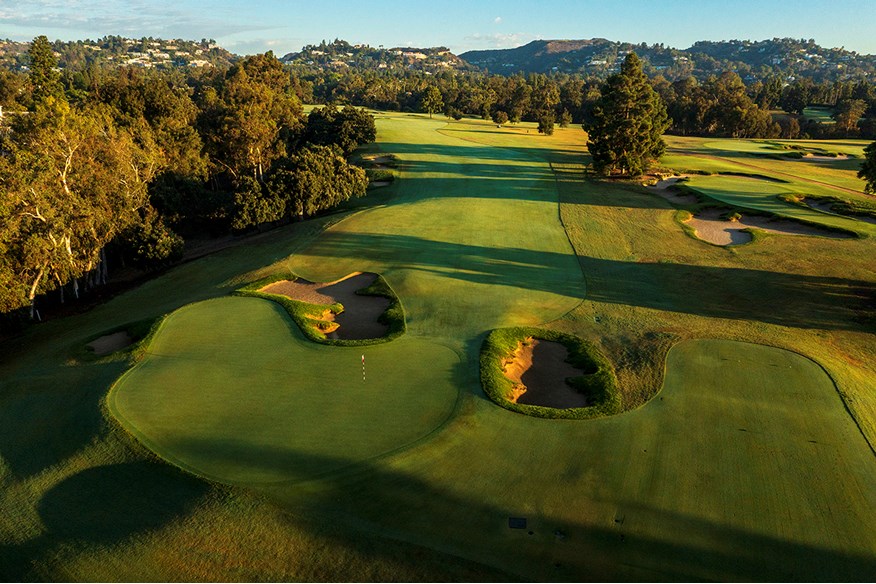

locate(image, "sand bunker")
[[647, 176, 699, 205], [502, 338, 590, 409], [685, 208, 852, 246], [804, 153, 849, 161], [87, 331, 133, 355], [261, 272, 390, 340]]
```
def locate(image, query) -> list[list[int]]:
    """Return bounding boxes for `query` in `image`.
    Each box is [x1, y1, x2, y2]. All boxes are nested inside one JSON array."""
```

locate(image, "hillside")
[[0, 36, 236, 71], [460, 38, 876, 82], [281, 39, 475, 73]]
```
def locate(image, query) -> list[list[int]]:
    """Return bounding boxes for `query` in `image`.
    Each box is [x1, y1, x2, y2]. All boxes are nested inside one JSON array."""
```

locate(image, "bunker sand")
[[502, 338, 589, 409], [87, 331, 133, 355], [648, 176, 699, 205], [262, 272, 390, 340], [686, 208, 853, 246]]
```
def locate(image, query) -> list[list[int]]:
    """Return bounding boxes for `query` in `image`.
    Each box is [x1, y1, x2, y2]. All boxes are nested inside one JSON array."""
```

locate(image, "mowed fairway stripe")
[[109, 297, 459, 484], [287, 115, 586, 339], [281, 339, 876, 581]]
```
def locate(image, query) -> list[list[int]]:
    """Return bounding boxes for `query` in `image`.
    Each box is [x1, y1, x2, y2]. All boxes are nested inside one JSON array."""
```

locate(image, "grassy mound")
[[480, 327, 620, 419], [233, 272, 405, 346]]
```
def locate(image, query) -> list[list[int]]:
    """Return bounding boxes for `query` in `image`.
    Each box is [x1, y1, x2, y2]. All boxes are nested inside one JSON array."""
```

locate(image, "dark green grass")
[[3, 114, 876, 582], [480, 327, 620, 419]]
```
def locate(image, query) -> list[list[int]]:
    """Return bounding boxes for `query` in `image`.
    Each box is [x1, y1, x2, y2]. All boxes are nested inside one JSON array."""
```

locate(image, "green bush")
[[479, 327, 621, 420], [367, 168, 395, 183], [233, 272, 405, 346]]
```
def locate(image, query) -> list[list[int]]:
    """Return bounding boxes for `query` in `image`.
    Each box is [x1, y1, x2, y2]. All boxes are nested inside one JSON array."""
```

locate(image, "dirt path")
[[262, 272, 390, 340]]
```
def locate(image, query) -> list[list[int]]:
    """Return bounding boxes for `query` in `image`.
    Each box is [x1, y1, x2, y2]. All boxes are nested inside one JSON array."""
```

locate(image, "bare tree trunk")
[[28, 266, 46, 320], [99, 248, 108, 285], [73, 277, 80, 299]]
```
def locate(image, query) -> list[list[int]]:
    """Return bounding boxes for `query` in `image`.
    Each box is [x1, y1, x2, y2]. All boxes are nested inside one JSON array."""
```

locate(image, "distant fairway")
[[682, 174, 875, 236], [3, 114, 876, 581]]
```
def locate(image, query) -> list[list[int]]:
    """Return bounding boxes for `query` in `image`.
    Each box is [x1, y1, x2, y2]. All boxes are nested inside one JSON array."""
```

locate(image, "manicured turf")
[[682, 174, 875, 236], [270, 339, 875, 581], [2, 113, 875, 581], [109, 297, 459, 484]]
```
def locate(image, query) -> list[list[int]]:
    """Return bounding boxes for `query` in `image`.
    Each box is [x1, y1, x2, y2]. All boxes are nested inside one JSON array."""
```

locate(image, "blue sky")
[[2, 0, 875, 56]]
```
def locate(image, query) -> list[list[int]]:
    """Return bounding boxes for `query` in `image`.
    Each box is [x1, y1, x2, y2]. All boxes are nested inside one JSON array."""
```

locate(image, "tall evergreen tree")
[[27, 35, 64, 106], [859, 141, 876, 194], [585, 53, 669, 177]]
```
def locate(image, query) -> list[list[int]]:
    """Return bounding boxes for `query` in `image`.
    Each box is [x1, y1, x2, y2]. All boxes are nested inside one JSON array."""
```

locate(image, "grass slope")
[[265, 339, 874, 581], [1, 114, 875, 581]]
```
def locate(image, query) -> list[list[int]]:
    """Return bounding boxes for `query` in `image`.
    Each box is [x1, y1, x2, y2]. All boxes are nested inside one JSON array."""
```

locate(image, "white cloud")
[[463, 32, 538, 49], [0, 0, 270, 42], [494, 16, 502, 24]]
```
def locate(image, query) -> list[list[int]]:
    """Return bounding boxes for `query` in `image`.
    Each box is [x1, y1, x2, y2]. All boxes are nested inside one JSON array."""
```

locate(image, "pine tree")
[[27, 35, 64, 106], [585, 53, 669, 177], [859, 141, 876, 194]]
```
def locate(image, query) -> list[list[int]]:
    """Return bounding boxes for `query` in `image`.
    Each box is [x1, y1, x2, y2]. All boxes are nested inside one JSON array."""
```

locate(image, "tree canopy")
[[585, 52, 669, 177], [859, 141, 876, 194]]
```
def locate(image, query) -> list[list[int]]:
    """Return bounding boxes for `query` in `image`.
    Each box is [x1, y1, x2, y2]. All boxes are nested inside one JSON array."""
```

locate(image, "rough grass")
[[2, 113, 875, 581]]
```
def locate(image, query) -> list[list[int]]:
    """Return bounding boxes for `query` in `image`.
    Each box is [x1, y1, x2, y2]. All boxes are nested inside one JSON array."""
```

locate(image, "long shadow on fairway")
[[302, 232, 875, 332], [0, 361, 129, 478], [1, 460, 209, 580], [152, 438, 876, 582], [389, 137, 585, 168]]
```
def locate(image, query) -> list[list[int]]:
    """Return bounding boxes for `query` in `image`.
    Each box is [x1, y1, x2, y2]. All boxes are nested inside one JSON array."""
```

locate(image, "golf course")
[[2, 112, 875, 581]]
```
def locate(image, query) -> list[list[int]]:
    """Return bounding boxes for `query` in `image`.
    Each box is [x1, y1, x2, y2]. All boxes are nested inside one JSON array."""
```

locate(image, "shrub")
[[480, 327, 621, 420]]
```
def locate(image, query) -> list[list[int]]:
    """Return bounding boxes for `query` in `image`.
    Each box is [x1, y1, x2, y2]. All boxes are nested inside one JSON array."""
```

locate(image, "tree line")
[[3, 36, 875, 324], [0, 37, 375, 322], [290, 64, 876, 139]]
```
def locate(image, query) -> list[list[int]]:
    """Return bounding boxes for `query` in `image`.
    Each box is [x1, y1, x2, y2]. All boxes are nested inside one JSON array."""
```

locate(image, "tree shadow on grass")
[[0, 361, 129, 478], [301, 231, 875, 332], [1, 460, 209, 580], [115, 437, 876, 582]]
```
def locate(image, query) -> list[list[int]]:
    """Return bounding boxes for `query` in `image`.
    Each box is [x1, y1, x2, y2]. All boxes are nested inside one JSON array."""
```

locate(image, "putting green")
[[108, 296, 459, 484], [278, 339, 876, 581], [101, 115, 876, 580], [684, 174, 875, 236]]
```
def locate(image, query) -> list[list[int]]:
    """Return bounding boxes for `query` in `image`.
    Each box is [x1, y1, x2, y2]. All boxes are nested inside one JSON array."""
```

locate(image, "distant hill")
[[460, 38, 876, 82], [0, 36, 237, 72], [281, 39, 475, 73]]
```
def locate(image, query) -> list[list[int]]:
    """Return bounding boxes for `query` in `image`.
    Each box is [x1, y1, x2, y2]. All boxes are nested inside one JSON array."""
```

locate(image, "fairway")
[[265, 339, 876, 581], [682, 174, 875, 236], [4, 113, 876, 581]]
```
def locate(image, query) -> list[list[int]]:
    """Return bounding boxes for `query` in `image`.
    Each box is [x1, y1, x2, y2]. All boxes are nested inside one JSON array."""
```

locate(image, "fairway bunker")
[[503, 338, 590, 409], [262, 272, 391, 340], [648, 176, 699, 205], [685, 208, 853, 246], [86, 331, 133, 355]]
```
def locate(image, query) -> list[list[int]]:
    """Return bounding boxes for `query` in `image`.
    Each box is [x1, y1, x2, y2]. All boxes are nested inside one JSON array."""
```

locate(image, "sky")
[[2, 0, 875, 57]]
